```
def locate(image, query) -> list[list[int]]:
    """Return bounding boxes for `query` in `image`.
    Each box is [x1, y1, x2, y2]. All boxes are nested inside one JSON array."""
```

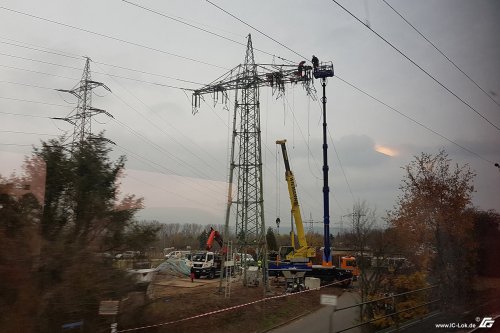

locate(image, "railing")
[[333, 285, 441, 333]]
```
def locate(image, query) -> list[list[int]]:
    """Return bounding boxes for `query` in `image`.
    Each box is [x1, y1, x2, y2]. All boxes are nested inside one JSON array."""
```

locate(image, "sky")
[[0, 0, 499, 233]]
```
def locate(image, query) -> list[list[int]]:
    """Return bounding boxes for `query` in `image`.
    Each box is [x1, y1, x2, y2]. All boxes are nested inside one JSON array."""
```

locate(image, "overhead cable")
[[382, 0, 500, 110], [0, 5, 227, 69], [0, 39, 204, 85], [205, 0, 307, 63], [0, 95, 73, 108], [335, 75, 496, 165], [0, 60, 194, 91], [330, 0, 500, 132], [120, 0, 295, 64]]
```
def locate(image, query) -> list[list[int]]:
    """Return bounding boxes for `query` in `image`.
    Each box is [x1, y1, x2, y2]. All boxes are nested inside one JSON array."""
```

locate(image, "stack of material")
[[156, 258, 191, 277]]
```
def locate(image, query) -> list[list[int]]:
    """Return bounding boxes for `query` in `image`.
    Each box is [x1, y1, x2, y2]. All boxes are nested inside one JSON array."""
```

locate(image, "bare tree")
[[389, 150, 476, 304], [347, 201, 405, 325]]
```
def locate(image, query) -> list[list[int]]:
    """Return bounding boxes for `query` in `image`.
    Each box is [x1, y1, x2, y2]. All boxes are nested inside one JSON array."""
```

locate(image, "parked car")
[[235, 253, 255, 264], [165, 250, 190, 259], [115, 251, 140, 259]]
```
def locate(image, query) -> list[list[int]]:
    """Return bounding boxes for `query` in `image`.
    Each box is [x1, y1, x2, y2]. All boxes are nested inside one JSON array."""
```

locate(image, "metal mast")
[[53, 57, 113, 150], [192, 34, 317, 290], [231, 35, 266, 284], [313, 61, 335, 266]]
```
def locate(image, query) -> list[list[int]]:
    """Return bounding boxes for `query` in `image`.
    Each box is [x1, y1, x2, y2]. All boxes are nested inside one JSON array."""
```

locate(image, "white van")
[[165, 250, 190, 259]]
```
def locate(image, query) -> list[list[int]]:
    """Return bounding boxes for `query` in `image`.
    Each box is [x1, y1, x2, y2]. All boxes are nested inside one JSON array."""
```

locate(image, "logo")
[[478, 317, 495, 328]]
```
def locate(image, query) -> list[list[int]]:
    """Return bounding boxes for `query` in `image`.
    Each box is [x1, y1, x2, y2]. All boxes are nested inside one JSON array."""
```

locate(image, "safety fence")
[[333, 285, 440, 333], [116, 278, 352, 332]]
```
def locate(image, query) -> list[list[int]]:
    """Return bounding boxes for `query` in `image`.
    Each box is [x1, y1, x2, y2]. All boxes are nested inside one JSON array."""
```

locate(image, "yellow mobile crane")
[[276, 140, 316, 261]]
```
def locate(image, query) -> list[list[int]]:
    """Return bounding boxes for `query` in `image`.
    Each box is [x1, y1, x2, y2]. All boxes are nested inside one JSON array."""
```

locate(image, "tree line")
[[1, 134, 498, 332], [0, 134, 158, 332]]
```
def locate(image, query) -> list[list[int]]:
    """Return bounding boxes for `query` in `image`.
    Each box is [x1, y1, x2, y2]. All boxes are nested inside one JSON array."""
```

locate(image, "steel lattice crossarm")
[[52, 107, 114, 126], [53, 57, 114, 150], [192, 63, 319, 113]]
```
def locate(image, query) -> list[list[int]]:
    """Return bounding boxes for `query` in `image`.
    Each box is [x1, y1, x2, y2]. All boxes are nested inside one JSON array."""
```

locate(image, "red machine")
[[206, 227, 224, 252]]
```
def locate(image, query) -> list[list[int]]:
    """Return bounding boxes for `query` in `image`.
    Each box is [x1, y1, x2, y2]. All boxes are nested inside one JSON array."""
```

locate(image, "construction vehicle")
[[269, 139, 352, 286], [275, 139, 316, 261], [340, 256, 359, 280], [268, 140, 315, 276], [191, 228, 233, 279], [206, 227, 223, 251], [191, 251, 223, 279]]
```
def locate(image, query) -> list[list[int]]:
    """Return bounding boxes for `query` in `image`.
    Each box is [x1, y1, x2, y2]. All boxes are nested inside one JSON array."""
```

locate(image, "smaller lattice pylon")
[[52, 57, 112, 150]]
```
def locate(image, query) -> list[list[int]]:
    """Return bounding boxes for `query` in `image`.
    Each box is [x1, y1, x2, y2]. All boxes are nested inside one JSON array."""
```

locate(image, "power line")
[[102, 81, 228, 191], [328, 127, 356, 203], [0, 80, 54, 90], [0, 74, 228, 189], [0, 129, 59, 136], [0, 5, 227, 70], [0, 51, 85, 70], [0, 64, 76, 80], [382, 0, 500, 110], [330, 0, 500, 132], [335, 75, 496, 165], [0, 143, 33, 147], [192, 2, 389, 212], [0, 37, 83, 60], [99, 67, 227, 183], [0, 95, 74, 108], [0, 60, 194, 91], [0, 37, 205, 86], [205, 0, 307, 62], [198, 1, 497, 169], [120, 0, 295, 64], [0, 111, 52, 118], [0, 38, 81, 60], [92, 61, 204, 86], [114, 144, 226, 209]]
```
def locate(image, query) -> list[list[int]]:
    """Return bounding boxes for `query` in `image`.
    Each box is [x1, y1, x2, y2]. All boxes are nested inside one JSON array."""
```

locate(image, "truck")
[[340, 256, 360, 280], [191, 251, 223, 279], [270, 139, 352, 286], [191, 228, 234, 279]]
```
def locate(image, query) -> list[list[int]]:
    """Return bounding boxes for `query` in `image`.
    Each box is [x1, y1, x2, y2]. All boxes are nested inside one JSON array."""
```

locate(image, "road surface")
[[269, 290, 361, 333]]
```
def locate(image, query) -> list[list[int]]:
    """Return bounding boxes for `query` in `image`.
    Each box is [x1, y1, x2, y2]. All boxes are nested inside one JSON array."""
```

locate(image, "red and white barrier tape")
[[117, 278, 351, 332]]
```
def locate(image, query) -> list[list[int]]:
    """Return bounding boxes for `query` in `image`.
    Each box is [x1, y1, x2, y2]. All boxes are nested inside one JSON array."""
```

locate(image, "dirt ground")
[[118, 272, 348, 333]]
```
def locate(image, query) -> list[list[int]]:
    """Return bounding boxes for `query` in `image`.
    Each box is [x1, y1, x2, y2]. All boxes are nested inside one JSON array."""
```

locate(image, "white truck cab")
[[191, 251, 234, 279]]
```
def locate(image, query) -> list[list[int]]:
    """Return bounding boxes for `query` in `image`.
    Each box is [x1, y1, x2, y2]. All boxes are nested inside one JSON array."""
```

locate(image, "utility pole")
[[53, 57, 113, 151], [313, 60, 335, 266], [192, 34, 316, 292]]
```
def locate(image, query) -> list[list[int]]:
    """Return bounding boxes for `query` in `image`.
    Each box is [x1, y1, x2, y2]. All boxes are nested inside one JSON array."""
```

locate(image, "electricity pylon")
[[192, 34, 317, 289], [53, 57, 113, 151]]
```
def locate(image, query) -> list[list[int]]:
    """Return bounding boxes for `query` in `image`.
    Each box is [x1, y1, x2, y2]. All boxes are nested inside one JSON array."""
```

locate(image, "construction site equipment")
[[191, 35, 350, 287], [245, 266, 260, 287], [191, 251, 234, 279], [283, 270, 306, 293], [206, 227, 223, 251], [312, 61, 334, 79], [340, 256, 360, 280], [192, 35, 317, 291], [156, 258, 191, 276], [275, 139, 316, 261], [269, 138, 352, 286], [224, 241, 234, 298], [304, 277, 321, 290]]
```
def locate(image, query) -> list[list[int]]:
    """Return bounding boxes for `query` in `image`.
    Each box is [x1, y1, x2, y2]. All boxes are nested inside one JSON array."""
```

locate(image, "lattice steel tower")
[[232, 36, 265, 257], [192, 34, 317, 287], [54, 57, 112, 150]]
